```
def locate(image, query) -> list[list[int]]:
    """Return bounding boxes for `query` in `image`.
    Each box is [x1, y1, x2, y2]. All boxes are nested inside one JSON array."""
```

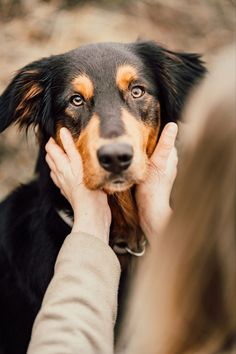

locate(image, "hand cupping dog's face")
[[0, 41, 205, 193]]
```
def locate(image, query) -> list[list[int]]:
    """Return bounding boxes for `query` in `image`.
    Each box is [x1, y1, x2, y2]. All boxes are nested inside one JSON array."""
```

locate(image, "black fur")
[[0, 41, 206, 354]]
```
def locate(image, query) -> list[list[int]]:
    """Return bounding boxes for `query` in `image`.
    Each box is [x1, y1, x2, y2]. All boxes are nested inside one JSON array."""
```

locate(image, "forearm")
[[27, 232, 121, 354]]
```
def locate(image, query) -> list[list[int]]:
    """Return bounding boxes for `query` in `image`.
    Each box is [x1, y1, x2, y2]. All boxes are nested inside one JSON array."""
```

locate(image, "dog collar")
[[113, 238, 147, 257], [57, 209, 74, 228], [57, 209, 146, 257]]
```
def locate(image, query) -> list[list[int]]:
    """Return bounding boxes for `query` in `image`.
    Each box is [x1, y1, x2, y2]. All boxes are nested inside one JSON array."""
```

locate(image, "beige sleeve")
[[27, 232, 121, 354]]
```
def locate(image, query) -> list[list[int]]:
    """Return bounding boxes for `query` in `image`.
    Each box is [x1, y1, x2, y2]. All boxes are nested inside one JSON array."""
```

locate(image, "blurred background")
[[0, 0, 235, 200]]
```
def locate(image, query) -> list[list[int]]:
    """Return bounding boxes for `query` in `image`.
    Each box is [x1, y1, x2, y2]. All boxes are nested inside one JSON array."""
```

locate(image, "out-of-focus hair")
[[118, 44, 236, 354]]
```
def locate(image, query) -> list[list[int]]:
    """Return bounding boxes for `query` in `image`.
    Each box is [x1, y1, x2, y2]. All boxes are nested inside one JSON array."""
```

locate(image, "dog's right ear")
[[133, 41, 206, 124], [0, 57, 52, 133]]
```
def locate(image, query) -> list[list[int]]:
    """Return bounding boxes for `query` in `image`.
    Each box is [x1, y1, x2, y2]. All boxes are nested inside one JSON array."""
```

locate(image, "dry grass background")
[[0, 0, 235, 200]]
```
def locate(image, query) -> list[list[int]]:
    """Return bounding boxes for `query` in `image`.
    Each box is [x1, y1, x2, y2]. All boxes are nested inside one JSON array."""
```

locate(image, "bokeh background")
[[0, 0, 235, 200]]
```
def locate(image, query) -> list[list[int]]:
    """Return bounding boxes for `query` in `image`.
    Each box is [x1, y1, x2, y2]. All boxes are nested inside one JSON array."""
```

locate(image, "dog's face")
[[55, 44, 161, 193], [0, 42, 205, 193]]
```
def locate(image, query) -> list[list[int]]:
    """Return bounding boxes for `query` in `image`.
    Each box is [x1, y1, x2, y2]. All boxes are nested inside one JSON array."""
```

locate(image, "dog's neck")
[[108, 188, 144, 250]]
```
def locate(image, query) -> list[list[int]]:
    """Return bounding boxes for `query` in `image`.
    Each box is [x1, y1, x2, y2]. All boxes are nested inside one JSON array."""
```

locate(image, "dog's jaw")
[[103, 180, 134, 194]]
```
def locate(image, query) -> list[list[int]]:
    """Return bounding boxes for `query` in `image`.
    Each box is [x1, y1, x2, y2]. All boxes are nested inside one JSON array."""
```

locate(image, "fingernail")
[[167, 123, 178, 134]]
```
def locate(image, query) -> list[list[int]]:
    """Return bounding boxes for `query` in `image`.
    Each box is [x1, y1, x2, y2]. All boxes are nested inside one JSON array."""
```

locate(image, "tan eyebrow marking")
[[72, 74, 94, 100], [116, 65, 138, 91]]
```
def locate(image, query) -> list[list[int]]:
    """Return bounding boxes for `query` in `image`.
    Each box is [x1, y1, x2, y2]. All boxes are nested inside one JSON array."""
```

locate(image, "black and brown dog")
[[0, 41, 205, 353]]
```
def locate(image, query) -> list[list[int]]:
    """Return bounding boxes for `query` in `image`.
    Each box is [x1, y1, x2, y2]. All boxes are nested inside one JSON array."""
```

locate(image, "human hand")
[[45, 128, 111, 243], [136, 123, 178, 245]]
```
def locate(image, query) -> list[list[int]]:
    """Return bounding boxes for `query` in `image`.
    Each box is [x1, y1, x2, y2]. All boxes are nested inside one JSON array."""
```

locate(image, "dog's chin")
[[85, 168, 146, 194], [103, 179, 134, 194]]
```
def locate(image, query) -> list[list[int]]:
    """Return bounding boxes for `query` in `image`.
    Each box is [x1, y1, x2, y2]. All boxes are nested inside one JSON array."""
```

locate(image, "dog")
[[0, 41, 206, 353]]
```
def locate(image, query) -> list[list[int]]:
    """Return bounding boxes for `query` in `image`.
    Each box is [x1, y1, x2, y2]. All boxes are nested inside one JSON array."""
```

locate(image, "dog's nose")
[[97, 143, 133, 173]]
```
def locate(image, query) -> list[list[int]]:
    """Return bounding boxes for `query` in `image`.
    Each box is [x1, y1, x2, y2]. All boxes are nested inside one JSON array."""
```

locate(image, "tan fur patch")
[[109, 190, 141, 246], [74, 114, 104, 189], [15, 83, 43, 124], [146, 126, 158, 157], [24, 84, 43, 100], [113, 190, 139, 229], [121, 108, 149, 177], [146, 104, 161, 157], [16, 84, 43, 112], [55, 121, 64, 147], [72, 75, 94, 100], [116, 65, 138, 91]]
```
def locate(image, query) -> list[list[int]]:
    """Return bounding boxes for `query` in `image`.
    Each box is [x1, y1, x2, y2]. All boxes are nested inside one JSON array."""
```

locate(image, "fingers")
[[60, 128, 83, 169], [45, 153, 56, 173], [151, 123, 178, 172], [50, 171, 60, 188], [45, 138, 70, 189], [50, 171, 67, 198], [45, 137, 69, 174]]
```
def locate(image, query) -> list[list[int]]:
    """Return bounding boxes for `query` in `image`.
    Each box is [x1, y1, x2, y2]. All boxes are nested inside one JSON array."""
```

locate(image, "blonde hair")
[[119, 45, 236, 354]]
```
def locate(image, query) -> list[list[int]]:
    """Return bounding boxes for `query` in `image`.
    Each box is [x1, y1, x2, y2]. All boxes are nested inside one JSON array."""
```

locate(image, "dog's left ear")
[[0, 57, 53, 133], [134, 41, 206, 123]]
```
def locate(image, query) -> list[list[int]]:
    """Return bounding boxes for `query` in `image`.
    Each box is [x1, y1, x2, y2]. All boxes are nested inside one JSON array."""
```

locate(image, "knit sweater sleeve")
[[27, 232, 121, 354]]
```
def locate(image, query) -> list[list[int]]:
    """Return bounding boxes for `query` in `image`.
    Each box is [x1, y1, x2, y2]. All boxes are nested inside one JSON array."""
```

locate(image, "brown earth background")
[[0, 0, 235, 200]]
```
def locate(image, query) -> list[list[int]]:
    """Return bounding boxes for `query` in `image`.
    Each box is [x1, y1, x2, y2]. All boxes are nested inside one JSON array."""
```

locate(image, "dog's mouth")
[[102, 175, 134, 193]]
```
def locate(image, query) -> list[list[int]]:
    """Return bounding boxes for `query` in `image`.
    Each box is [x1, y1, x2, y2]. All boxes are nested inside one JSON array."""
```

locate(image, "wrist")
[[142, 205, 172, 246], [72, 217, 110, 244]]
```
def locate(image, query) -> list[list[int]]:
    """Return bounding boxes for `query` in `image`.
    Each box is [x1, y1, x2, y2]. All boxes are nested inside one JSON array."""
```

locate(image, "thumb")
[[151, 123, 178, 172], [60, 127, 83, 167]]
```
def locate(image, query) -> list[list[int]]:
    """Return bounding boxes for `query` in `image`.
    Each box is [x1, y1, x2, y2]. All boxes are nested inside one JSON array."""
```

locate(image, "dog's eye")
[[131, 86, 145, 99], [70, 94, 84, 107]]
